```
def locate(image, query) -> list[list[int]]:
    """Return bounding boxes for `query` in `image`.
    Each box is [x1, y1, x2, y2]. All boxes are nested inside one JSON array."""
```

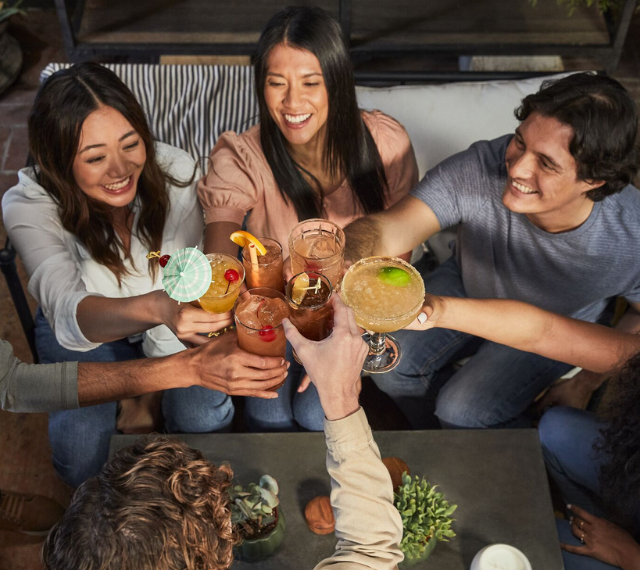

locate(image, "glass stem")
[[369, 332, 387, 355]]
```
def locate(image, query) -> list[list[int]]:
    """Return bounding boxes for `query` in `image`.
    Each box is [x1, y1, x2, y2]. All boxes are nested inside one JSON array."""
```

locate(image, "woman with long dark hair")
[[2, 63, 287, 487], [410, 295, 640, 569], [199, 6, 418, 431]]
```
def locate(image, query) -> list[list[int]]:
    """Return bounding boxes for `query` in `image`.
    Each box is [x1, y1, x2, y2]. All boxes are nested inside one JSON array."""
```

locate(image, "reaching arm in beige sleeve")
[[314, 407, 403, 570]]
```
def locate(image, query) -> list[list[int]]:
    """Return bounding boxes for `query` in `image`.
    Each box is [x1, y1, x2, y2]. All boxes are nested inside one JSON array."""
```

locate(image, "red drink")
[[242, 238, 285, 293], [234, 288, 290, 389]]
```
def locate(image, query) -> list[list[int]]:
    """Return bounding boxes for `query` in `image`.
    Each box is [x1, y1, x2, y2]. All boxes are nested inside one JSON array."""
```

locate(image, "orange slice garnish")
[[229, 231, 267, 256], [292, 272, 310, 305]]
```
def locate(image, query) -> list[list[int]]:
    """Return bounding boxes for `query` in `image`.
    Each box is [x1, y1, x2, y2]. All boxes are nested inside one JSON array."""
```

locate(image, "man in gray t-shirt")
[[344, 72, 640, 429]]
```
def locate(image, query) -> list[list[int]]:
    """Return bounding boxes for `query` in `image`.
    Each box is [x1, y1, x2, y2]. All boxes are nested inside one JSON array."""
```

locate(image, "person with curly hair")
[[344, 72, 640, 431], [409, 294, 640, 570], [41, 296, 404, 570]]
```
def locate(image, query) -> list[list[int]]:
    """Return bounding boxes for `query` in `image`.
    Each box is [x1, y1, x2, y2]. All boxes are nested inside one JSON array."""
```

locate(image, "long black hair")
[[596, 350, 640, 535], [254, 6, 388, 221]]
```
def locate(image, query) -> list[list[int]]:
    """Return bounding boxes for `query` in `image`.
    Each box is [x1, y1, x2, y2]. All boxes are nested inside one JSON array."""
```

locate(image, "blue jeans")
[[539, 407, 639, 570], [244, 343, 325, 432], [36, 310, 234, 487], [373, 257, 573, 429]]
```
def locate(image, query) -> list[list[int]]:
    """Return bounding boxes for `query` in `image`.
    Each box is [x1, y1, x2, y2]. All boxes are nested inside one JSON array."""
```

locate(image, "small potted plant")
[[395, 473, 457, 567], [0, 0, 25, 96], [229, 474, 286, 562]]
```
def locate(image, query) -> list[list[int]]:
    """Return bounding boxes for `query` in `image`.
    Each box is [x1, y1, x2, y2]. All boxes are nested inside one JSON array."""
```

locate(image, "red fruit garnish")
[[259, 325, 277, 343], [224, 269, 240, 283], [159, 254, 171, 268]]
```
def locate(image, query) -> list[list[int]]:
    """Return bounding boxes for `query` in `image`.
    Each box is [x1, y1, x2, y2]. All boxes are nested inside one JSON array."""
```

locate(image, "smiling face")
[[72, 105, 146, 209], [263, 43, 329, 152], [502, 112, 604, 232]]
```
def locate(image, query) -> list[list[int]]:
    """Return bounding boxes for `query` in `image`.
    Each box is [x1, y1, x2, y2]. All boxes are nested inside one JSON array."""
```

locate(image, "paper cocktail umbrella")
[[161, 247, 212, 303]]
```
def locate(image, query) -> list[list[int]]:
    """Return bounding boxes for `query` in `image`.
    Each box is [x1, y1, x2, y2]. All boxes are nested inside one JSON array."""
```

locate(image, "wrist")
[[317, 384, 360, 421], [147, 290, 169, 327], [620, 541, 640, 570], [165, 349, 197, 389]]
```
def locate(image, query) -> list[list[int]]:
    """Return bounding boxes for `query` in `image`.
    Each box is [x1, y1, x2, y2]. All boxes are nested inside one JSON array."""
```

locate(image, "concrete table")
[[110, 429, 563, 569]]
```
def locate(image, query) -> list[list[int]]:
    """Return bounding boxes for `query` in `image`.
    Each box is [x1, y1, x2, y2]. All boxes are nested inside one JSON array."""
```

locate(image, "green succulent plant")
[[229, 475, 280, 529], [394, 472, 457, 562], [0, 0, 25, 25]]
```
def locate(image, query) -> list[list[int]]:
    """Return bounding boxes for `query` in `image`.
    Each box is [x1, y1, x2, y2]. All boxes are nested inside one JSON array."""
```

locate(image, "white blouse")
[[2, 143, 204, 358]]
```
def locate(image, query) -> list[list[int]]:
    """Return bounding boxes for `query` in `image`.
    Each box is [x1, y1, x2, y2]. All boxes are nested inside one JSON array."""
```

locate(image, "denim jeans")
[[244, 343, 325, 432], [36, 309, 234, 487], [539, 407, 639, 570], [373, 257, 573, 429]]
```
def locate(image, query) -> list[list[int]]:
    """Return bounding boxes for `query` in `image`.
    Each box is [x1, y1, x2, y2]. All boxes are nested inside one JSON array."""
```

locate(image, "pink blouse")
[[198, 110, 418, 258]]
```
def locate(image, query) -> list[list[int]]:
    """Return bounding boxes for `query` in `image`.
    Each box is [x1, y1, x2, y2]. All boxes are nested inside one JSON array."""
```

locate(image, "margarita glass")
[[288, 219, 345, 291], [198, 253, 245, 313], [341, 256, 425, 373]]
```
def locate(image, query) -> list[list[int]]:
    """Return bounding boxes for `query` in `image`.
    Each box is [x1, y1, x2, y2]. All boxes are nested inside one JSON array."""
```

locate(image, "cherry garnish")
[[159, 254, 171, 268], [259, 325, 277, 342], [224, 269, 240, 283]]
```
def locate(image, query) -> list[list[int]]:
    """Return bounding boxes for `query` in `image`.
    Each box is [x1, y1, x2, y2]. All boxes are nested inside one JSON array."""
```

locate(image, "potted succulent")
[[229, 474, 286, 562], [395, 473, 457, 568]]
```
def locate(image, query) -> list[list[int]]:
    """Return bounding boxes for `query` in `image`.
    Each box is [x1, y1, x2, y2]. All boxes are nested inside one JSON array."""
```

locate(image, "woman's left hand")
[[563, 504, 640, 569]]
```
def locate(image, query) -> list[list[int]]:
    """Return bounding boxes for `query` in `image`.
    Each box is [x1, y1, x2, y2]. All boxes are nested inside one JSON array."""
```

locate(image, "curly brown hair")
[[42, 436, 239, 570], [596, 351, 640, 534]]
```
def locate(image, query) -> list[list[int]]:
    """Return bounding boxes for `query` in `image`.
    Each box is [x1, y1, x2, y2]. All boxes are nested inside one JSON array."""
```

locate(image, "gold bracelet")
[[207, 325, 236, 338]]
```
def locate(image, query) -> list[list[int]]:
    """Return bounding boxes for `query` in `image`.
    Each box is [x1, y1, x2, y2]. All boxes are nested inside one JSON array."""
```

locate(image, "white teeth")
[[512, 180, 537, 194], [284, 113, 311, 124], [103, 176, 131, 190]]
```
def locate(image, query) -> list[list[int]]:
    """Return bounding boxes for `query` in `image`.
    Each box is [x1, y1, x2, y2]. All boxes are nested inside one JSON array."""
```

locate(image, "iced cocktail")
[[288, 219, 345, 291], [341, 256, 425, 373], [242, 237, 285, 293], [234, 288, 290, 378], [198, 253, 245, 313], [286, 273, 333, 342]]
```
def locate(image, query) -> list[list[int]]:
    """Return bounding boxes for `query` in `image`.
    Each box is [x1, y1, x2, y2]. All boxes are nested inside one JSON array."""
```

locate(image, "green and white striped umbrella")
[[162, 247, 212, 303]]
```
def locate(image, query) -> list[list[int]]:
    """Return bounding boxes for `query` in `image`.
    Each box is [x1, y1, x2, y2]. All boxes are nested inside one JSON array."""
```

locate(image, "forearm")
[[314, 408, 403, 570], [76, 292, 163, 343], [436, 297, 640, 373], [620, 541, 640, 570], [343, 215, 387, 261], [78, 350, 193, 407], [204, 221, 242, 255]]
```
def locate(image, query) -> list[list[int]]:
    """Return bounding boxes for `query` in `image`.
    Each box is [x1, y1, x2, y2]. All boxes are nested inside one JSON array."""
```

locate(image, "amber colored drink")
[[234, 288, 290, 386], [199, 253, 245, 313], [341, 257, 425, 333], [242, 238, 285, 293], [286, 273, 333, 342], [288, 219, 345, 291]]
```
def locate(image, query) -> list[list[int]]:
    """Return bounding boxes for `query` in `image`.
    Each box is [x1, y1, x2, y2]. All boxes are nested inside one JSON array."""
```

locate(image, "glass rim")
[[203, 252, 245, 299], [286, 272, 333, 309], [288, 218, 346, 260], [241, 237, 283, 264], [233, 287, 289, 332], [340, 256, 425, 323]]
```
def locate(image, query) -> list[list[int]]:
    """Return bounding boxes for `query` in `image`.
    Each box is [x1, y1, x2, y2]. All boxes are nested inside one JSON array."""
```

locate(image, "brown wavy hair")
[[28, 63, 184, 284], [42, 436, 238, 570]]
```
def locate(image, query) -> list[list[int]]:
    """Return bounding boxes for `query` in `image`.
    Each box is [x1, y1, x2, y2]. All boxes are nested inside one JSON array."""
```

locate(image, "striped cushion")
[[41, 63, 258, 159]]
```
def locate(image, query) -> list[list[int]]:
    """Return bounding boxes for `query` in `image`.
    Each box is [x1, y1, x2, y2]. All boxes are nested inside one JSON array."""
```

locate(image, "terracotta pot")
[[399, 537, 438, 568], [235, 508, 286, 563]]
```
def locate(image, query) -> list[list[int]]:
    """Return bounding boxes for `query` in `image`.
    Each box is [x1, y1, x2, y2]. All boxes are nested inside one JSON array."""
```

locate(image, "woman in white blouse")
[[2, 63, 287, 487]]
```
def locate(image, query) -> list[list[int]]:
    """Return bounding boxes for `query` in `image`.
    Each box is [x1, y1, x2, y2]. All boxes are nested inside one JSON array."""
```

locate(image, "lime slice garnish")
[[378, 266, 411, 287]]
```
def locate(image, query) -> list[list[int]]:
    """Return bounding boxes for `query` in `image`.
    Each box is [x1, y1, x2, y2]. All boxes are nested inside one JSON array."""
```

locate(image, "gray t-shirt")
[[0, 340, 78, 412], [411, 134, 640, 322]]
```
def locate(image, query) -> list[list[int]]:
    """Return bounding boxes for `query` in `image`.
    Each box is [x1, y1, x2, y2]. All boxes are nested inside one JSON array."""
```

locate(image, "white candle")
[[470, 544, 532, 570]]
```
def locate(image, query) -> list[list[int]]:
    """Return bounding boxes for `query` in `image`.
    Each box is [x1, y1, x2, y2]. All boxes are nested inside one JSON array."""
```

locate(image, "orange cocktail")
[[198, 253, 245, 313]]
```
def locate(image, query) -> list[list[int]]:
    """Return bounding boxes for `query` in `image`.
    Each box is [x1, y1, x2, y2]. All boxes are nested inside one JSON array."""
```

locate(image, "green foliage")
[[0, 1, 25, 25], [229, 475, 280, 528], [528, 0, 626, 16], [394, 473, 457, 562]]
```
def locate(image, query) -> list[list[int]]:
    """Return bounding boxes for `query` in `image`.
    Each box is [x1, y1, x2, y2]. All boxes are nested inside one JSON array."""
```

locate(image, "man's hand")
[[188, 331, 289, 398], [534, 370, 604, 415], [283, 295, 367, 420], [564, 505, 640, 570]]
